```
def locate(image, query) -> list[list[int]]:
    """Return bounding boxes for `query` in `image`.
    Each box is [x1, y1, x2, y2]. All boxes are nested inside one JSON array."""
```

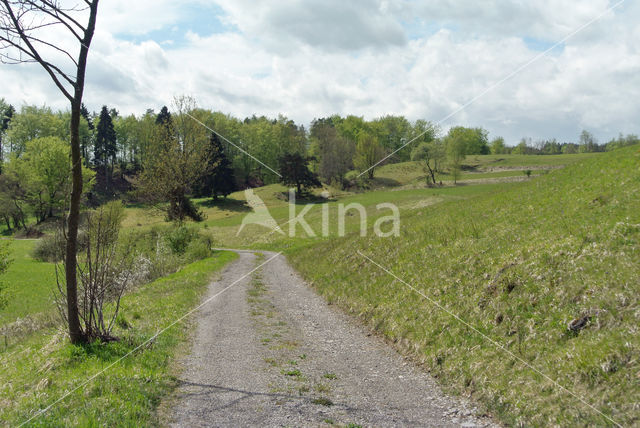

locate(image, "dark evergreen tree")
[[79, 103, 93, 164], [94, 106, 117, 192], [80, 103, 94, 130], [194, 133, 236, 200], [278, 153, 321, 195], [155, 106, 172, 126]]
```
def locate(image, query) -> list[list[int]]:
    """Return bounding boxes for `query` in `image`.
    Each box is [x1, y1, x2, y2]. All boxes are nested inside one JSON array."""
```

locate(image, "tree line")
[[2, 97, 638, 226]]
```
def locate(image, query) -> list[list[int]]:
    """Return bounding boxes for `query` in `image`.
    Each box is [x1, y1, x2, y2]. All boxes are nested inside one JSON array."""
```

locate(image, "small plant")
[[283, 369, 302, 377], [311, 397, 333, 407], [524, 169, 532, 178], [323, 373, 337, 380], [314, 383, 331, 393]]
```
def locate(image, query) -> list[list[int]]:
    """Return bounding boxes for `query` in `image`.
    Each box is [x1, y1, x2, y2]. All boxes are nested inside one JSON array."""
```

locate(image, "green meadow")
[[1, 149, 638, 426]]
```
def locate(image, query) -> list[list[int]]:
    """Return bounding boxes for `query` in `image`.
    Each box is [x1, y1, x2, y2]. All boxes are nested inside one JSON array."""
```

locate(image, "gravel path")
[[170, 250, 496, 427]]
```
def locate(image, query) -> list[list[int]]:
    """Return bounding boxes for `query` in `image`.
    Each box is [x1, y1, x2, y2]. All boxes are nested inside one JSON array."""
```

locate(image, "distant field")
[[463, 152, 600, 167], [374, 152, 602, 187]]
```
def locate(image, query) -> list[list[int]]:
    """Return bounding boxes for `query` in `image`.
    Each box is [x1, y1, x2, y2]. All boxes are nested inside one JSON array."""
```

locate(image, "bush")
[[31, 233, 65, 262], [117, 225, 213, 282], [344, 170, 370, 190], [165, 226, 198, 255], [185, 234, 213, 261], [32, 229, 88, 262]]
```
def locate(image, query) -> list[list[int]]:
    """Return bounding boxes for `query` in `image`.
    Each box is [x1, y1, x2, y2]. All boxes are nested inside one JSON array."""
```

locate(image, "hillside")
[[287, 145, 640, 426], [373, 152, 601, 188]]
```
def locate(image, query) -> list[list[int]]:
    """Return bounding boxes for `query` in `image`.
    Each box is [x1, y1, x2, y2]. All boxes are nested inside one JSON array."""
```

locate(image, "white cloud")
[[213, 0, 407, 52], [1, 0, 638, 145]]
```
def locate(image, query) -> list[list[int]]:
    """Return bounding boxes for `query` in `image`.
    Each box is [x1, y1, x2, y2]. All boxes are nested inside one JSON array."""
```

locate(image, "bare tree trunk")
[[1, 0, 101, 343], [65, 102, 84, 343]]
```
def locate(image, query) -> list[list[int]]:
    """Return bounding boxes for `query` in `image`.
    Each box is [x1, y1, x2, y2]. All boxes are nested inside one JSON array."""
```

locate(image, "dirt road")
[[170, 250, 495, 427]]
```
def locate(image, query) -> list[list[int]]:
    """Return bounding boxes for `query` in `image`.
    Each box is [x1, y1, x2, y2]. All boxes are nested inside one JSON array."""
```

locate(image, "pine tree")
[[94, 106, 117, 193], [79, 103, 93, 164], [155, 106, 172, 126]]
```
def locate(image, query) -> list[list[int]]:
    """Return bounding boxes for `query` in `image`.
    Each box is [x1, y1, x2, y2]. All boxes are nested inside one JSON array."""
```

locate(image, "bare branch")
[[25, 0, 84, 41], [0, 0, 74, 101]]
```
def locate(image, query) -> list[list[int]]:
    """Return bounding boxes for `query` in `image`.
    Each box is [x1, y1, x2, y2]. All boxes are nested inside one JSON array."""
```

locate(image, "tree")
[[512, 138, 532, 155], [156, 106, 172, 126], [445, 132, 467, 184], [605, 133, 640, 151], [4, 105, 66, 155], [94, 105, 117, 193], [354, 131, 384, 180], [490, 137, 507, 154], [56, 201, 133, 340], [1, 0, 100, 344], [0, 99, 14, 170], [138, 97, 210, 222], [195, 133, 236, 200], [411, 141, 445, 185], [578, 130, 600, 153], [79, 103, 94, 164], [279, 153, 321, 195], [2, 137, 94, 222], [370, 115, 412, 161], [446, 126, 489, 155], [311, 119, 355, 188]]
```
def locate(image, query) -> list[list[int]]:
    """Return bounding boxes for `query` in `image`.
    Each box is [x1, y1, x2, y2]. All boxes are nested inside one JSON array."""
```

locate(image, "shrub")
[[185, 234, 213, 262], [31, 233, 65, 262], [56, 201, 131, 341], [165, 225, 198, 255], [344, 170, 370, 190]]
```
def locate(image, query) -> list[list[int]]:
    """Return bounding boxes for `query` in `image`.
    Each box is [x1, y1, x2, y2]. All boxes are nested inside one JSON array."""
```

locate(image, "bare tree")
[[55, 202, 136, 341], [1, 0, 100, 343]]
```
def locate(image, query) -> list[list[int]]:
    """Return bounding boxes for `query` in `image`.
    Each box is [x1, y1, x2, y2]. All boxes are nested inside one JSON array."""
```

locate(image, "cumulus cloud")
[[1, 0, 638, 144], [213, 0, 407, 52]]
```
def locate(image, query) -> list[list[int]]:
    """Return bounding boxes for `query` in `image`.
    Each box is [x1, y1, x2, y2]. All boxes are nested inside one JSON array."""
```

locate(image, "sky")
[[2, 0, 639, 145]]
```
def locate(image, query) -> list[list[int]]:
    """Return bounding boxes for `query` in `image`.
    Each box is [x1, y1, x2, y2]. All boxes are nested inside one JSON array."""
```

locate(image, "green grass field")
[[0, 251, 237, 426], [0, 239, 57, 327]]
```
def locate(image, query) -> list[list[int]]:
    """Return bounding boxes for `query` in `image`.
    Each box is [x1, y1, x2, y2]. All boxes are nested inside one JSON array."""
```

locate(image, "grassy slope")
[[198, 183, 507, 251], [0, 251, 237, 426], [0, 240, 57, 327], [287, 146, 640, 426], [374, 152, 600, 187]]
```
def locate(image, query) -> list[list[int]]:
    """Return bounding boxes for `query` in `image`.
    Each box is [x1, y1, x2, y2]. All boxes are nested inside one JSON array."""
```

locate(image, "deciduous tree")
[[138, 97, 210, 222], [354, 131, 385, 180], [1, 0, 101, 343], [279, 153, 320, 195]]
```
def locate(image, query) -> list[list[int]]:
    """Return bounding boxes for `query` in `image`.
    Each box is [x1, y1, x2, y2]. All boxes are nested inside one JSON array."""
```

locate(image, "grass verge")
[[0, 251, 237, 426]]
